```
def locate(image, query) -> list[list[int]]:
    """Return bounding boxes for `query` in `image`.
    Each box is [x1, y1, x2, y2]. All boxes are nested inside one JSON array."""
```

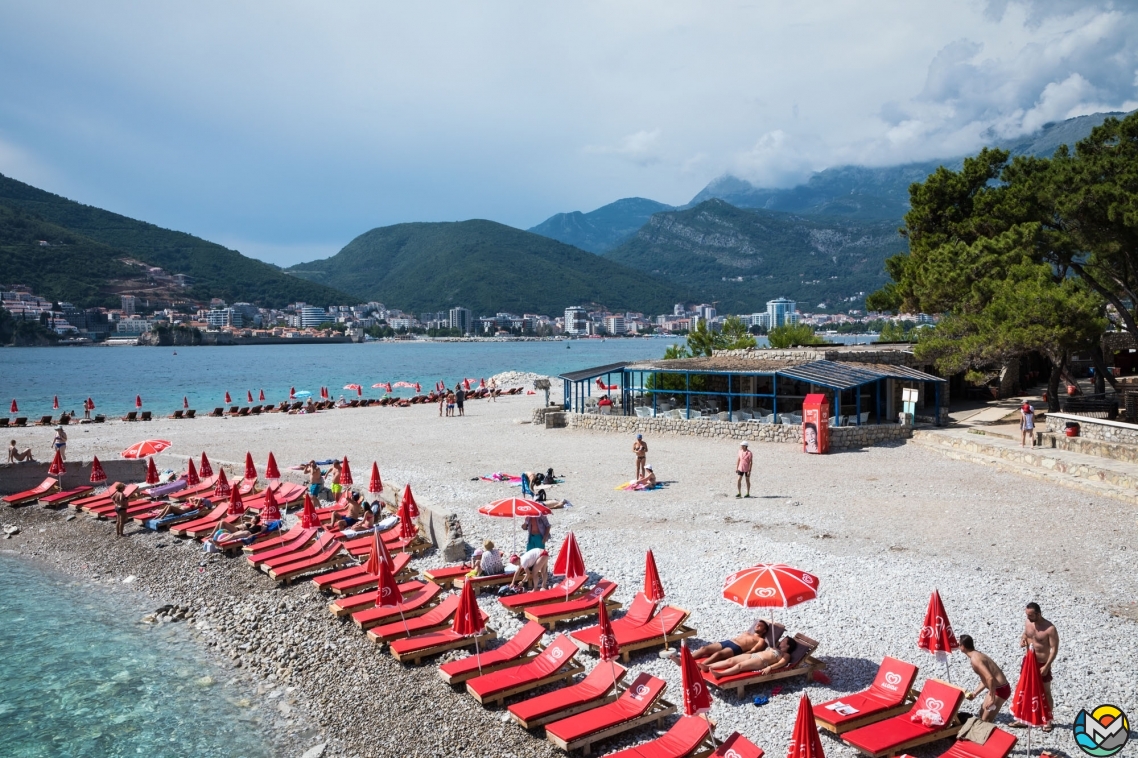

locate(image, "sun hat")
[[740, 441, 749, 446], [483, 539, 495, 550], [645, 464, 653, 470]]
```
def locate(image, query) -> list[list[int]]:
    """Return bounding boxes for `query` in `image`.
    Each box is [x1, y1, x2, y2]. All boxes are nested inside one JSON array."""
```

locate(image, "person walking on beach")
[[736, 441, 753, 498], [329, 459, 343, 500], [112, 483, 129, 537], [455, 385, 465, 417], [489, 378, 498, 401], [1016, 601, 1058, 730], [1020, 401, 1036, 448], [960, 634, 1010, 722], [52, 425, 67, 461], [632, 434, 647, 479]]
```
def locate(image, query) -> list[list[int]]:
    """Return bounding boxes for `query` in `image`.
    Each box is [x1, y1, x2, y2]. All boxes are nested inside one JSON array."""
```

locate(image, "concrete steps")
[[910, 428, 1138, 505]]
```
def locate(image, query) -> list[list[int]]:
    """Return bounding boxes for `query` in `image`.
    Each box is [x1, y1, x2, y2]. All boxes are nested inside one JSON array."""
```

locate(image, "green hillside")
[[528, 197, 674, 253], [287, 219, 685, 315], [0, 172, 351, 308], [604, 199, 905, 313]]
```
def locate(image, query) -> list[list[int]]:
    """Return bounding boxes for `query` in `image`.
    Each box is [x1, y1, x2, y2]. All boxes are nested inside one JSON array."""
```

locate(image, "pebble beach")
[[2, 381, 1135, 758]]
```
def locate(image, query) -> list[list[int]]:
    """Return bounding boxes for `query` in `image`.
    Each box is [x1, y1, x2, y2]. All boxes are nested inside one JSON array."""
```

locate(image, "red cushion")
[[814, 692, 900, 726], [546, 673, 664, 743], [438, 621, 545, 678], [528, 580, 617, 619], [507, 663, 625, 723], [605, 715, 709, 758], [941, 730, 1017, 758], [843, 719, 934, 753], [867, 657, 919, 705], [467, 636, 578, 698], [711, 732, 764, 758]]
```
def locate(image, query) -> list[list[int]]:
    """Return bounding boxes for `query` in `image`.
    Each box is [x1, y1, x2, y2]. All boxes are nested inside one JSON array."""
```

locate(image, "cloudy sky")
[[1, 1, 1136, 265]]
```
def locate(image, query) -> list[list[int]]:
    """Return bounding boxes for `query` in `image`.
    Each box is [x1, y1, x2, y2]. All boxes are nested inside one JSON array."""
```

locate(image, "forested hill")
[[0, 172, 350, 308]]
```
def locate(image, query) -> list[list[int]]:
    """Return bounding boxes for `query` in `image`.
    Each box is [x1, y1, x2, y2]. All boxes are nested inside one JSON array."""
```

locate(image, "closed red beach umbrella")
[[1011, 647, 1052, 728], [199, 452, 213, 478], [183, 396, 189, 409], [644, 549, 666, 603], [262, 487, 281, 522], [213, 468, 231, 499], [145, 457, 159, 485], [53, 395, 59, 410], [289, 386, 296, 399], [135, 395, 142, 409], [398, 500, 417, 543], [401, 484, 420, 519], [258, 389, 265, 402], [10, 399, 17, 413], [414, 383, 421, 393], [225, 391, 232, 404], [369, 462, 382, 494], [374, 553, 405, 608], [553, 532, 586, 579], [48, 449, 66, 477], [340, 457, 353, 486], [452, 579, 484, 636], [247, 390, 253, 403], [244, 452, 256, 480], [680, 642, 712, 716], [363, 529, 393, 575], [463, 378, 471, 390], [788, 694, 826, 758], [186, 458, 200, 487], [300, 492, 318, 528], [265, 452, 280, 480], [89, 456, 107, 484], [479, 378, 486, 388], [227, 482, 244, 515], [918, 589, 959, 655], [597, 599, 619, 662]]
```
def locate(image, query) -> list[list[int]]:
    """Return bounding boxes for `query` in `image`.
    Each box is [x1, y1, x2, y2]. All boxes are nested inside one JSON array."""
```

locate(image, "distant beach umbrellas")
[[369, 462, 382, 494], [10, 399, 17, 413], [258, 389, 265, 401], [135, 395, 142, 409], [89, 456, 107, 484], [247, 390, 253, 403], [53, 396, 59, 410], [289, 387, 296, 399], [265, 452, 280, 480], [225, 391, 232, 404], [293, 390, 312, 399], [183, 396, 189, 409], [121, 439, 172, 459], [199, 452, 213, 478], [186, 458, 199, 486]]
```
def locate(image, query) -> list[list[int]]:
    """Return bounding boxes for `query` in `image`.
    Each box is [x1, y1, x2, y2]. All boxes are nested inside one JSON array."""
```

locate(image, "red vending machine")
[[802, 393, 830, 454]]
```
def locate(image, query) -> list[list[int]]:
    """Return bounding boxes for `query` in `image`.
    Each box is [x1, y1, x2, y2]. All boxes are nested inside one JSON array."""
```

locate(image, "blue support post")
[[876, 380, 881, 423], [773, 374, 778, 420], [727, 374, 732, 420], [686, 373, 690, 419], [856, 388, 861, 426]]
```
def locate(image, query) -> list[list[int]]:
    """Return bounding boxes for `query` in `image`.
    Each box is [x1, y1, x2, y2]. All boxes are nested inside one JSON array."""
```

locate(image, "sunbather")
[[333, 491, 365, 530], [692, 620, 771, 670], [630, 465, 657, 489], [707, 635, 797, 678], [960, 634, 1010, 722], [215, 513, 273, 545], [341, 508, 376, 537], [510, 547, 549, 590], [7, 440, 34, 463], [152, 496, 211, 520], [475, 540, 505, 576]]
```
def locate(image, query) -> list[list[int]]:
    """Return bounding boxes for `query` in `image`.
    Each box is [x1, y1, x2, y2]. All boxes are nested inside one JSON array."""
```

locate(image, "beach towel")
[[615, 481, 663, 491], [480, 472, 521, 483], [288, 459, 337, 470]]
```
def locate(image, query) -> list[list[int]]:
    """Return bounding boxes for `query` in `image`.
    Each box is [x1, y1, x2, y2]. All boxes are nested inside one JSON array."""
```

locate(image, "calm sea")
[[0, 335, 876, 417], [0, 555, 269, 758]]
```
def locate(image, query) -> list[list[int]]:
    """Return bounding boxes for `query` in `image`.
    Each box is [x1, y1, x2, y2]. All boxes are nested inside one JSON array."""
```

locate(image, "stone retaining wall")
[[1045, 414, 1138, 446], [716, 346, 922, 366], [564, 413, 911, 449]]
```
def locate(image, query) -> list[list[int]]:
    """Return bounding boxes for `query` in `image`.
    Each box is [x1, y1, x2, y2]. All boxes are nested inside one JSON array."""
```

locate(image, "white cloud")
[[583, 130, 664, 167]]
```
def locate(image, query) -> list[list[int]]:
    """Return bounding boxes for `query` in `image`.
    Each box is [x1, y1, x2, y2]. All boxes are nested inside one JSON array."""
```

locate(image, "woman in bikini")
[[706, 636, 797, 678], [692, 620, 771, 670]]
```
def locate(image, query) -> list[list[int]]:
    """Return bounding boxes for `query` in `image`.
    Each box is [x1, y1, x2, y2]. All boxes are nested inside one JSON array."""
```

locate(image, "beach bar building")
[[559, 349, 947, 428]]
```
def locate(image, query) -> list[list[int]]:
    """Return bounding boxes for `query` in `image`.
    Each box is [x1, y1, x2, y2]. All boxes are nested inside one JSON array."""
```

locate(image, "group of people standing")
[[439, 384, 467, 417]]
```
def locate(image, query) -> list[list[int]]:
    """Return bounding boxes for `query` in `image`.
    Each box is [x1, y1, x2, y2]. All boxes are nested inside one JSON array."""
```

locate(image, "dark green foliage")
[[0, 308, 60, 346], [685, 316, 757, 356], [149, 323, 202, 346], [0, 172, 351, 308], [604, 199, 904, 312], [287, 219, 685, 315], [528, 197, 675, 253], [767, 323, 827, 348]]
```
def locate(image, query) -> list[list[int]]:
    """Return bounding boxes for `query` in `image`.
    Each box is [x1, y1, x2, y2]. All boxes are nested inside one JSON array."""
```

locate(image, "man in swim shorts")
[[304, 461, 324, 499], [960, 634, 1010, 722], [706, 636, 797, 678], [329, 459, 343, 498], [1017, 601, 1058, 730], [691, 620, 771, 670]]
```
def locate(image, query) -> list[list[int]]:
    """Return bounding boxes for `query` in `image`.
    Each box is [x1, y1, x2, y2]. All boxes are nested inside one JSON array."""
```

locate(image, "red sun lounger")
[[314, 552, 413, 594], [422, 564, 476, 588], [3, 477, 59, 506], [508, 661, 628, 729], [267, 538, 351, 583], [545, 672, 676, 755], [245, 528, 319, 567], [257, 531, 337, 572], [524, 579, 621, 630], [169, 502, 233, 538], [328, 579, 425, 616], [439, 620, 547, 685], [702, 633, 823, 698], [170, 475, 219, 501], [604, 714, 714, 758], [938, 728, 1017, 758], [571, 593, 696, 661], [841, 678, 966, 758], [387, 620, 496, 665], [39, 485, 94, 507], [453, 571, 515, 593], [350, 583, 442, 630], [73, 484, 141, 513], [244, 522, 310, 556], [814, 656, 919, 734], [500, 574, 590, 612], [710, 732, 765, 758], [70, 484, 121, 510], [366, 594, 463, 643], [465, 635, 584, 706]]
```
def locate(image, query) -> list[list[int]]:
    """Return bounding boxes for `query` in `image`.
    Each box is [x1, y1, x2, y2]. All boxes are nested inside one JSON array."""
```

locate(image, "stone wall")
[[564, 413, 911, 449], [716, 345, 923, 367], [1045, 413, 1138, 446], [0, 459, 147, 495]]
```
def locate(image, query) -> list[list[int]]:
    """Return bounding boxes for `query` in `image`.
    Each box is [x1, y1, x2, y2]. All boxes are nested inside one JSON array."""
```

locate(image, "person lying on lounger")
[[151, 496, 212, 520], [7, 440, 34, 463], [214, 513, 272, 545], [691, 620, 772, 670], [341, 508, 376, 537], [706, 636, 797, 678]]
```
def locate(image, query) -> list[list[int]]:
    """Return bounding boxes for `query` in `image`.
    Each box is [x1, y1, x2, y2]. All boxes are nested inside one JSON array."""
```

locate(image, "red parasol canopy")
[[1010, 647, 1052, 726], [225, 391, 232, 404], [259, 389, 265, 401], [393, 381, 415, 388], [363, 530, 393, 576], [213, 468, 231, 499], [199, 452, 213, 478], [478, 497, 551, 518], [680, 642, 712, 716], [247, 390, 253, 403], [265, 452, 280, 480], [262, 487, 281, 522], [183, 396, 189, 409], [53, 395, 59, 410], [299, 493, 318, 528], [145, 457, 159, 485], [289, 386, 296, 399], [10, 399, 17, 413], [373, 551, 405, 608], [89, 456, 107, 484], [340, 456, 353, 486], [398, 501, 417, 542], [918, 590, 959, 654], [400, 484, 419, 519], [788, 694, 826, 758], [479, 378, 486, 388], [414, 383, 421, 393], [227, 482, 244, 515], [644, 549, 666, 603], [244, 452, 256, 480], [369, 462, 382, 494], [553, 532, 586, 578], [48, 449, 66, 477], [186, 458, 200, 487], [86, 397, 94, 411], [452, 579, 484, 636], [122, 439, 172, 459], [596, 600, 620, 662], [135, 395, 142, 409], [723, 564, 819, 609], [370, 383, 387, 389], [463, 378, 471, 390]]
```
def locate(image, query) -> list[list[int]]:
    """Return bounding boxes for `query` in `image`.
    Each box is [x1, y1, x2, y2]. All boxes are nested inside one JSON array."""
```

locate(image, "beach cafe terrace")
[[559, 356, 947, 427]]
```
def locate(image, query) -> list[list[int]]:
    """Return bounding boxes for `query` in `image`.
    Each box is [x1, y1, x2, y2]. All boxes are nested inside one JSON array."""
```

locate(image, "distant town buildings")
[[449, 306, 473, 335]]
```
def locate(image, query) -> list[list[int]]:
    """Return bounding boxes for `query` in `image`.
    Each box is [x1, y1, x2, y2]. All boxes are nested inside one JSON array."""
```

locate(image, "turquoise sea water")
[[0, 555, 269, 758]]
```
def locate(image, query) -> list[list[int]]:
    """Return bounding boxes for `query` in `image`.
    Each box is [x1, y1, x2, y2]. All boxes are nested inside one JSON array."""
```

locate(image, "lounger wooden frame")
[[576, 607, 697, 663], [815, 687, 920, 735], [547, 691, 677, 756], [526, 599, 622, 631], [452, 573, 514, 592], [704, 633, 824, 698], [421, 565, 475, 588], [390, 628, 498, 665], [511, 690, 622, 730], [843, 679, 965, 758], [467, 657, 585, 707]]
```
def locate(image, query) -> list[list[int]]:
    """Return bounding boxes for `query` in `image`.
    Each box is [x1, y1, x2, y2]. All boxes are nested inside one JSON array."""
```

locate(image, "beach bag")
[[536, 489, 547, 502]]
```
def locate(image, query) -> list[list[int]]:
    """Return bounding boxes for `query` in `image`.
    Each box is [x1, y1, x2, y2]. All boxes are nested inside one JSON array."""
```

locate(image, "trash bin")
[[802, 393, 830, 454]]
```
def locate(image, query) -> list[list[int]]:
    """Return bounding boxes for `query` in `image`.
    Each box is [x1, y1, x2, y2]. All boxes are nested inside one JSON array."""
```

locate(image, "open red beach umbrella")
[[199, 452, 213, 478], [340, 457, 353, 486], [478, 497, 551, 518], [299, 493, 318, 528], [10, 399, 17, 413], [289, 386, 296, 399], [183, 396, 189, 409], [680, 642, 712, 716], [262, 486, 281, 522], [400, 484, 419, 519], [553, 532, 586, 579], [89, 456, 107, 484], [244, 452, 257, 480], [258, 389, 265, 401], [723, 564, 819, 610], [265, 452, 280, 480], [135, 395, 142, 409], [145, 457, 159, 485], [186, 458, 199, 486], [227, 482, 244, 515], [213, 468, 231, 499], [788, 694, 826, 758], [369, 462, 382, 494], [53, 395, 59, 410], [247, 390, 253, 403], [224, 391, 232, 404], [48, 449, 66, 477], [121, 439, 172, 459]]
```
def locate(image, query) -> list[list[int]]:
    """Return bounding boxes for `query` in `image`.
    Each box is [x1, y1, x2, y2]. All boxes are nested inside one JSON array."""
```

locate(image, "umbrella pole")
[[398, 608, 410, 636], [474, 635, 483, 676], [661, 614, 670, 652], [609, 659, 619, 692]]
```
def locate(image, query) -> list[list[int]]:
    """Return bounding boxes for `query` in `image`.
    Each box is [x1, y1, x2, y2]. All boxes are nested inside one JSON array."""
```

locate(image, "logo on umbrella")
[[600, 633, 616, 649], [1075, 705, 1130, 757], [801, 573, 814, 584], [754, 587, 776, 598], [380, 587, 391, 598]]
